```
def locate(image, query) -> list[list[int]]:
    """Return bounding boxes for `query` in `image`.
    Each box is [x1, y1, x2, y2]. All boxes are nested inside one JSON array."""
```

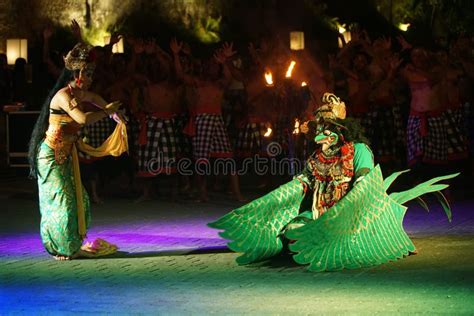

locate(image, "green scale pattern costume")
[[209, 93, 457, 271], [209, 163, 456, 271]]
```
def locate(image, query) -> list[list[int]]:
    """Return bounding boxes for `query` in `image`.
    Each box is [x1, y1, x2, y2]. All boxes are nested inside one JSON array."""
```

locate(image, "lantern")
[[104, 36, 124, 53], [6, 39, 28, 65], [290, 32, 304, 51]]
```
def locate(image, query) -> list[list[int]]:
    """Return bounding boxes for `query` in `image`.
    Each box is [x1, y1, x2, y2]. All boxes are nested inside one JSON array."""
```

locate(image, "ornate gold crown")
[[64, 42, 94, 71], [314, 93, 347, 121]]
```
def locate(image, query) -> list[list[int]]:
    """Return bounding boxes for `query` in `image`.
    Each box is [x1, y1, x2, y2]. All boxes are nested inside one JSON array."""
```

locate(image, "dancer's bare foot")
[[408, 249, 418, 256], [52, 239, 117, 260], [53, 250, 93, 260]]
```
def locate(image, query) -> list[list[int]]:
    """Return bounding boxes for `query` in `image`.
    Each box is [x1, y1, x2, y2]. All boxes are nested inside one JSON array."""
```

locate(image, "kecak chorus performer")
[[28, 42, 128, 260], [209, 93, 457, 271]]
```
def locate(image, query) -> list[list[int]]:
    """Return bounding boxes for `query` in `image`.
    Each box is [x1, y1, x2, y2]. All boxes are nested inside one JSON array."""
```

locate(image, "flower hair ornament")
[[63, 42, 95, 71]]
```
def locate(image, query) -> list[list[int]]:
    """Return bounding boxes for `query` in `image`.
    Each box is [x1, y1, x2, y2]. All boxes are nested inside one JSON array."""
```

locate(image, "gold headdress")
[[315, 93, 347, 121], [63, 42, 95, 71]]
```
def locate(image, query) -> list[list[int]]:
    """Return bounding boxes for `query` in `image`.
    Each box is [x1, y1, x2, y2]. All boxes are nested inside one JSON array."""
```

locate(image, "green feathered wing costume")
[[208, 178, 305, 264], [208, 165, 458, 271]]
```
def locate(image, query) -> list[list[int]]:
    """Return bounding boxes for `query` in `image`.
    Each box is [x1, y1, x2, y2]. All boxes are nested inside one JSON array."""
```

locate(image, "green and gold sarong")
[[37, 142, 91, 256], [37, 113, 128, 257]]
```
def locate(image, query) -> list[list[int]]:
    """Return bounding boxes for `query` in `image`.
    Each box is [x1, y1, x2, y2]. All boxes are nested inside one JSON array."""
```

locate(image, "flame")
[[398, 23, 410, 32], [301, 81, 307, 87], [264, 71, 274, 86], [338, 30, 352, 48], [264, 127, 273, 137], [285, 61, 296, 78], [338, 24, 346, 34], [293, 119, 300, 134]]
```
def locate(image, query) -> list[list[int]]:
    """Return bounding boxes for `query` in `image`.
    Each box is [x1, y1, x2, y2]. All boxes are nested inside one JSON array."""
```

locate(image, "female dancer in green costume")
[[209, 93, 457, 271], [29, 43, 127, 260]]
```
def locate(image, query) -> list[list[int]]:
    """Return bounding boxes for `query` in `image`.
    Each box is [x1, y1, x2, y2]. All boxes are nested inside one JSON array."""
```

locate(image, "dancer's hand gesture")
[[70, 19, 83, 42], [111, 110, 128, 124], [213, 49, 225, 64], [104, 101, 122, 115], [377, 36, 391, 50], [221, 42, 236, 59], [170, 38, 182, 55], [109, 32, 122, 46]]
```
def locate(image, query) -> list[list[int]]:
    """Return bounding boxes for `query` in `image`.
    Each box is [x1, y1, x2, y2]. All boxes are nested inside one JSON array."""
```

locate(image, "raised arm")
[[70, 19, 84, 43], [170, 38, 195, 85], [215, 42, 236, 87], [103, 32, 121, 65], [56, 89, 121, 125]]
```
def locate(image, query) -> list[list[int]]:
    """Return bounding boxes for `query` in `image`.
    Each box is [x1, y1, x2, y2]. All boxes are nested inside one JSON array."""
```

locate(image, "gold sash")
[[73, 122, 128, 237], [46, 115, 128, 238]]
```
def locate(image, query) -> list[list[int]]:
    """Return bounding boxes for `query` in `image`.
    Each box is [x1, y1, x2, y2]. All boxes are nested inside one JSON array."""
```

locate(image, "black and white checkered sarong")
[[464, 102, 474, 154], [193, 114, 232, 160], [407, 109, 467, 165], [174, 114, 193, 159], [136, 117, 177, 176], [444, 108, 469, 158], [79, 117, 116, 161], [235, 122, 268, 157], [352, 113, 374, 144], [272, 119, 290, 153], [371, 105, 405, 161]]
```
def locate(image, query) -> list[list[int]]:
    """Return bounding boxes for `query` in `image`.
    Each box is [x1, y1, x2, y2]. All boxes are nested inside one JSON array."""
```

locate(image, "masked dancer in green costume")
[[28, 42, 128, 260], [209, 93, 457, 271]]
